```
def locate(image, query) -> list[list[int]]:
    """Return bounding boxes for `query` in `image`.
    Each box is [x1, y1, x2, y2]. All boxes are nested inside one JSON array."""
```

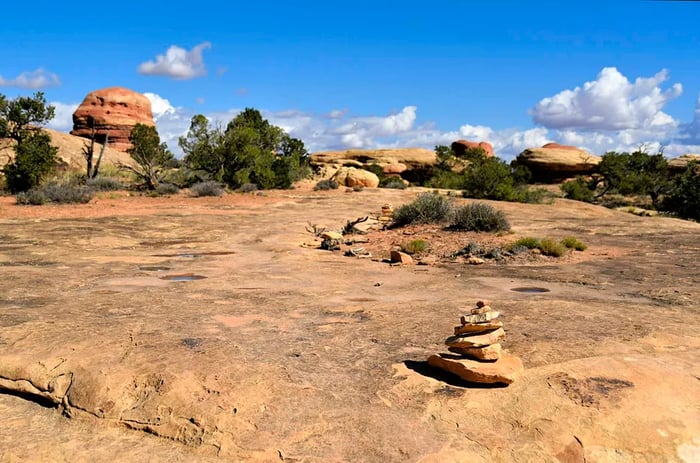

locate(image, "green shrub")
[[314, 179, 339, 191], [381, 177, 407, 189], [561, 177, 595, 202], [401, 239, 429, 254], [392, 192, 453, 227], [190, 181, 223, 197], [561, 236, 587, 251], [42, 182, 94, 204], [86, 177, 123, 191], [15, 188, 47, 205], [510, 237, 540, 249], [450, 202, 510, 232], [662, 161, 700, 221], [154, 183, 180, 196], [538, 238, 567, 257]]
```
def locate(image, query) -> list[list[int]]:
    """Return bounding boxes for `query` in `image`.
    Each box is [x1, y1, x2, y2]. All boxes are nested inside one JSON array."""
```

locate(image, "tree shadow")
[[404, 359, 509, 389]]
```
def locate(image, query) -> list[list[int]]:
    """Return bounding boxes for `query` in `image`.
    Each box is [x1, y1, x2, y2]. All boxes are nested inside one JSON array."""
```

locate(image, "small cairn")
[[428, 300, 523, 385], [379, 203, 393, 222]]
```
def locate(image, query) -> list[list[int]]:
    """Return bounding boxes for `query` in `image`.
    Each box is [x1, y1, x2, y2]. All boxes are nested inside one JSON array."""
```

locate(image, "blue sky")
[[1, 0, 699, 159]]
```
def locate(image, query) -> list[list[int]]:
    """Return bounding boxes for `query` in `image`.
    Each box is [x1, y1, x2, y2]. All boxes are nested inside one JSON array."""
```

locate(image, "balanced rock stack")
[[428, 300, 523, 385]]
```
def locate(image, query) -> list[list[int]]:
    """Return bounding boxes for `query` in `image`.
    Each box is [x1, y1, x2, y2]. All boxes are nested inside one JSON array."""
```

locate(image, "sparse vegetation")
[[392, 192, 453, 227], [86, 176, 123, 192], [401, 239, 429, 254], [381, 177, 407, 189], [238, 183, 258, 193], [510, 237, 540, 249], [561, 176, 595, 202], [16, 181, 94, 205], [155, 183, 180, 196], [121, 124, 176, 190], [663, 161, 700, 221], [561, 236, 587, 251], [538, 238, 567, 257], [314, 179, 339, 191], [190, 181, 224, 197], [450, 202, 510, 232]]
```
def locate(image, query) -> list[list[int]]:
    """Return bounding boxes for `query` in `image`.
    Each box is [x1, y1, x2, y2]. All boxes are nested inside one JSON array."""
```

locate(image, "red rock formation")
[[451, 140, 494, 158], [516, 144, 601, 183], [71, 87, 155, 152]]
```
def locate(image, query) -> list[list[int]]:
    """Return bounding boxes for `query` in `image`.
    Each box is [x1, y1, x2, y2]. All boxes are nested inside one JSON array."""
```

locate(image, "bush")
[[401, 239, 429, 254], [86, 176, 123, 191], [538, 238, 567, 257], [392, 192, 453, 227], [238, 183, 258, 193], [510, 237, 540, 249], [381, 177, 408, 189], [561, 177, 595, 202], [450, 202, 510, 232], [314, 179, 339, 191], [190, 181, 223, 197], [15, 188, 47, 205], [561, 236, 587, 251], [662, 161, 700, 221], [154, 183, 179, 196]]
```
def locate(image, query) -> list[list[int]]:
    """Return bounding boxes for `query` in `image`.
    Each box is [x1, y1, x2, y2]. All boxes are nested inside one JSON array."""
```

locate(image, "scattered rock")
[[471, 305, 492, 314], [668, 154, 700, 174], [320, 231, 343, 241], [71, 87, 156, 152], [466, 257, 486, 265], [390, 250, 414, 265], [476, 300, 489, 308]]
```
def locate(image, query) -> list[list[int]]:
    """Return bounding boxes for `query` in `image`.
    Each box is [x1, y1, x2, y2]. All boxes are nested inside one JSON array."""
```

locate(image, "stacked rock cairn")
[[428, 300, 523, 385]]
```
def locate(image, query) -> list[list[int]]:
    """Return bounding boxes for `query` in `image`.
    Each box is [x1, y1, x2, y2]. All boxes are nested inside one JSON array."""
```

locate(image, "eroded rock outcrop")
[[71, 87, 155, 152], [668, 154, 700, 173], [330, 166, 380, 188], [311, 148, 436, 182], [516, 143, 601, 182], [451, 140, 494, 158]]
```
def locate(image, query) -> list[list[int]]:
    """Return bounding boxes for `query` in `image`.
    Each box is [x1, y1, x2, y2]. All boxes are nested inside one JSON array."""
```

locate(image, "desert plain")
[[0, 187, 698, 462]]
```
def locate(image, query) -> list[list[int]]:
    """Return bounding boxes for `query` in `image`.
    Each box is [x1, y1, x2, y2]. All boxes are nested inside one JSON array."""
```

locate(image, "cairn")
[[428, 300, 523, 385]]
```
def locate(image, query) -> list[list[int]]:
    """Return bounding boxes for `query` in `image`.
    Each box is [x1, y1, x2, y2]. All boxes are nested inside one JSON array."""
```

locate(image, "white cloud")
[[531, 67, 682, 131], [0, 68, 60, 89], [46, 102, 79, 131], [679, 94, 700, 145], [138, 42, 211, 80]]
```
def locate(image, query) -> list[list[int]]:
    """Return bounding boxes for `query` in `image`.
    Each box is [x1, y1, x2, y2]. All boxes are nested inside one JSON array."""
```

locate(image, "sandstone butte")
[[451, 139, 494, 157], [71, 87, 155, 153], [516, 142, 602, 182], [0, 128, 135, 171]]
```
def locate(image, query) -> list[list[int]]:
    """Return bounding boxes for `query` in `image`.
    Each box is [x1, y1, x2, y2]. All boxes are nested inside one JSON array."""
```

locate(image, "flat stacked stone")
[[428, 300, 523, 385]]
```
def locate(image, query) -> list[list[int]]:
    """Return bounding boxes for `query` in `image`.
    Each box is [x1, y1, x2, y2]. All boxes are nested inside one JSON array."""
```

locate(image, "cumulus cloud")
[[138, 42, 211, 80], [531, 67, 682, 131], [46, 102, 79, 131], [0, 68, 60, 89]]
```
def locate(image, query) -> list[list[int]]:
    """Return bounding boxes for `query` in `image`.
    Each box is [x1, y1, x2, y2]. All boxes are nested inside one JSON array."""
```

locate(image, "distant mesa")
[[516, 143, 601, 183], [451, 140, 494, 158], [71, 87, 155, 152]]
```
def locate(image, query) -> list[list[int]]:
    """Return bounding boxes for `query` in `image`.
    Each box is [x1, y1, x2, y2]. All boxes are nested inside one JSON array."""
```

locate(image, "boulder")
[[668, 154, 700, 174], [427, 353, 523, 385], [451, 140, 494, 158], [71, 87, 155, 152], [516, 143, 601, 183], [390, 250, 414, 265], [331, 167, 380, 188]]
